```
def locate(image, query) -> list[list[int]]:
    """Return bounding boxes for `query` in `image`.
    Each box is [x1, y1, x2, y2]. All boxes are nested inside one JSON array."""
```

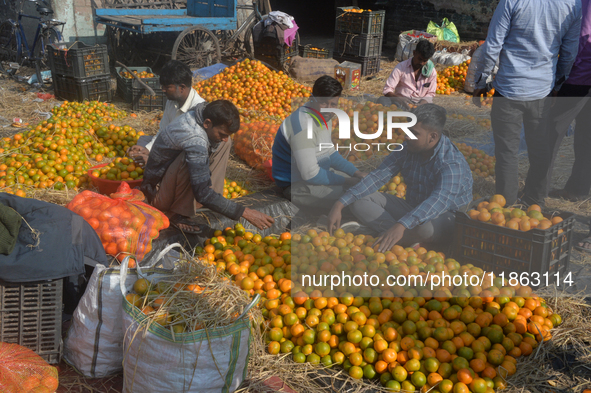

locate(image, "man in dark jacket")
[[140, 100, 274, 231]]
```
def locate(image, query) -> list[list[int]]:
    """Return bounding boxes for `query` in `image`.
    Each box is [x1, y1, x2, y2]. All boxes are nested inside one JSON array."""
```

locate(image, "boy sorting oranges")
[[327, 104, 472, 251], [140, 100, 274, 233]]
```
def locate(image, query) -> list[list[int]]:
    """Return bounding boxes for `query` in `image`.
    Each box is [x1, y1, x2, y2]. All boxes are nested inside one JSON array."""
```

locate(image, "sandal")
[[574, 236, 591, 254], [169, 213, 203, 235]]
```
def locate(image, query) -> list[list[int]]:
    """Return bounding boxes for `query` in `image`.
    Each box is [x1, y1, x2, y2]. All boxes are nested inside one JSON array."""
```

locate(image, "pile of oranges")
[[91, 157, 143, 181], [233, 121, 280, 170], [455, 143, 495, 179], [0, 100, 142, 196], [468, 195, 564, 232], [194, 59, 312, 120], [118, 70, 156, 79], [189, 223, 562, 393], [436, 61, 470, 95], [379, 173, 407, 199], [223, 178, 249, 199], [94, 124, 143, 161]]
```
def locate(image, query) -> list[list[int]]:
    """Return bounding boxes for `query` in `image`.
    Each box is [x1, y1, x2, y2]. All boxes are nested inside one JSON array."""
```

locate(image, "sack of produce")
[[63, 244, 180, 378], [233, 120, 280, 170], [0, 343, 59, 393], [120, 252, 259, 393], [66, 181, 169, 263], [289, 56, 339, 82], [427, 18, 460, 43], [395, 30, 437, 61]]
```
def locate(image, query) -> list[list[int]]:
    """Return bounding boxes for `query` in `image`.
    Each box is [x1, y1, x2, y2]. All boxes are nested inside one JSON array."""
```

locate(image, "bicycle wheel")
[[0, 21, 20, 75], [243, 17, 260, 59], [34, 27, 62, 86]]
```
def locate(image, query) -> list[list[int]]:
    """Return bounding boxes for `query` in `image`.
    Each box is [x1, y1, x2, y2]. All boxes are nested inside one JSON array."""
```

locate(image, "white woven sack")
[[120, 263, 259, 393], [63, 244, 183, 378]]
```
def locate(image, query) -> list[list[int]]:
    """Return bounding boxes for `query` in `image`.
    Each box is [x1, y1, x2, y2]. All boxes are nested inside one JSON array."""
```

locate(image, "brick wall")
[[383, 0, 498, 47]]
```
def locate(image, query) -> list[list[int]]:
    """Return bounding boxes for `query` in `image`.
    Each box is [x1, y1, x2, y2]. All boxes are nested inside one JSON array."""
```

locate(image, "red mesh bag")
[[66, 182, 169, 264], [0, 343, 59, 393]]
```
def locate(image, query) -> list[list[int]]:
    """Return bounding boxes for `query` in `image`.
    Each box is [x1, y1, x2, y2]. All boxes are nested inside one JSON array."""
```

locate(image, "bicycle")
[[0, 0, 65, 86]]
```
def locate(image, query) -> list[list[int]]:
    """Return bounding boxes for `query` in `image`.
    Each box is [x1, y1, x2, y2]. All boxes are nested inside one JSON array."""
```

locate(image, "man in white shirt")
[[128, 60, 232, 196]]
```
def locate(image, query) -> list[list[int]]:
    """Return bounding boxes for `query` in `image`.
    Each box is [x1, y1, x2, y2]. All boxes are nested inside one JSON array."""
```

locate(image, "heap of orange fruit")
[[0, 101, 135, 195], [437, 61, 470, 95], [118, 70, 156, 79], [468, 194, 563, 232], [91, 157, 143, 181], [185, 222, 563, 393], [194, 58, 312, 121], [379, 173, 407, 199], [223, 178, 249, 199], [94, 124, 143, 160], [455, 143, 495, 179]]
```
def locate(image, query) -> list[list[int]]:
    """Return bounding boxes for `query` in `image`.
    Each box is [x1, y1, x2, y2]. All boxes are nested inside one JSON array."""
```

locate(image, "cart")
[[94, 0, 268, 70]]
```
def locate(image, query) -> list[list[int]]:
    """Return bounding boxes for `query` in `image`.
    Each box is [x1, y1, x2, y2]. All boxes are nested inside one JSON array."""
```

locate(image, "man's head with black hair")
[[159, 60, 194, 103], [310, 76, 343, 120], [202, 100, 240, 144], [411, 39, 436, 70], [404, 103, 447, 154]]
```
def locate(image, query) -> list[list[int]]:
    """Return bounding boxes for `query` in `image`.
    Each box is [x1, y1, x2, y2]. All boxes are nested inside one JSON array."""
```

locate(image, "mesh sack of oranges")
[[0, 343, 59, 393], [233, 121, 280, 170], [66, 181, 169, 264]]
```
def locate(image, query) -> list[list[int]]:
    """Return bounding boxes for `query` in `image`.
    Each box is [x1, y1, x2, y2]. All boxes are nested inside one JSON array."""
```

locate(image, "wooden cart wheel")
[[171, 26, 221, 70]]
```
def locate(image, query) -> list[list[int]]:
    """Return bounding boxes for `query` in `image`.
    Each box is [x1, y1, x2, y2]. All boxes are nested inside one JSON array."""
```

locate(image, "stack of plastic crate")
[[115, 67, 166, 111], [333, 7, 385, 76], [48, 42, 112, 102]]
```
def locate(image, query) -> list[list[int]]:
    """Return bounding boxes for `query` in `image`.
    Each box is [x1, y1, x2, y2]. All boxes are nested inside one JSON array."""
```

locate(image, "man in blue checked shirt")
[[327, 104, 473, 252], [472, 0, 582, 207]]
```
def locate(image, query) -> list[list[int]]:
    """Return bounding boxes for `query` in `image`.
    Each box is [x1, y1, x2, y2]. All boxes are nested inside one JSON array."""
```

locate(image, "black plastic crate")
[[334, 31, 383, 57], [333, 54, 381, 76], [453, 212, 575, 289], [132, 87, 167, 111], [116, 66, 160, 103], [254, 37, 298, 71], [48, 42, 109, 79], [336, 7, 385, 35], [54, 74, 113, 102], [0, 279, 63, 364], [298, 45, 331, 59]]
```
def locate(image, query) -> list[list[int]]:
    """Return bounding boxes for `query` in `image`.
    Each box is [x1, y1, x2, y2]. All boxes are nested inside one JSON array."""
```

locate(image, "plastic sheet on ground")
[[144, 187, 297, 260]]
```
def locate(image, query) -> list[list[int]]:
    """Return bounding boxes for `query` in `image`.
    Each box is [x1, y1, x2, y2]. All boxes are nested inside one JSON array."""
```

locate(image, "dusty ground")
[[1, 49, 590, 392]]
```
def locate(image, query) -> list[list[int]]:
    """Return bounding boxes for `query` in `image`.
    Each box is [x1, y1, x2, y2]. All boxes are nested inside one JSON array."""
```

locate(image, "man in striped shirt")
[[327, 104, 473, 252]]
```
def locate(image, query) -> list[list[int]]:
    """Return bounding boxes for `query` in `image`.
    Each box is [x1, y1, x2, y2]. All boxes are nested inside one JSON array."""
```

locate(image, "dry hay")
[[226, 154, 274, 194], [129, 255, 254, 332], [504, 289, 591, 393]]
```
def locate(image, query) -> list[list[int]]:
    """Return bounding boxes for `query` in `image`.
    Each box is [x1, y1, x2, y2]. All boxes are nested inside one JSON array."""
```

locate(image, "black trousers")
[[491, 91, 552, 206], [546, 84, 591, 197]]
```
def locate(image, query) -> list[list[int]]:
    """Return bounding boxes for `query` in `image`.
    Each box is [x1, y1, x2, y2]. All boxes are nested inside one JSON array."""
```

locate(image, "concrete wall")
[[384, 0, 498, 47], [52, 0, 106, 44], [0, 0, 106, 45]]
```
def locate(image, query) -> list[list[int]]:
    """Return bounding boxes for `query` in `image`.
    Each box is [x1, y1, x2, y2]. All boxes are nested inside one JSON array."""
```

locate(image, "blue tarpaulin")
[[193, 63, 227, 80]]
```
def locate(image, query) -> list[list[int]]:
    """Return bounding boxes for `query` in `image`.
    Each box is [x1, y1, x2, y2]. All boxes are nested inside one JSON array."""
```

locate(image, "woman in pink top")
[[378, 40, 437, 109]]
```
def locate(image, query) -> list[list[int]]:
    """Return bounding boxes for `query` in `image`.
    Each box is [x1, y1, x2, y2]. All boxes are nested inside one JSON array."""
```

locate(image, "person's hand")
[[343, 176, 362, 189], [327, 202, 344, 235], [353, 171, 368, 179], [242, 208, 275, 230], [374, 223, 406, 253], [392, 97, 413, 110], [128, 145, 149, 167], [472, 89, 486, 108], [417, 99, 429, 106]]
